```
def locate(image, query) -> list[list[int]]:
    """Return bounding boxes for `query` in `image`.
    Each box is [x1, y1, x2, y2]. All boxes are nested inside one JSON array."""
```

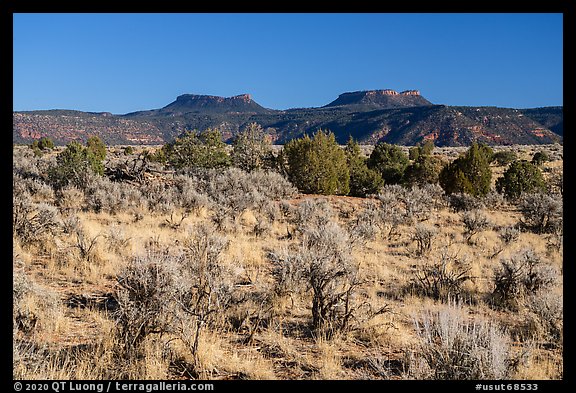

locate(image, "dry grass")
[[12, 144, 563, 380]]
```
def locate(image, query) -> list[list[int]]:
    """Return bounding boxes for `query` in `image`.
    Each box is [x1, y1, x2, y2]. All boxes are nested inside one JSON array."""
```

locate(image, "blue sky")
[[13, 13, 563, 114]]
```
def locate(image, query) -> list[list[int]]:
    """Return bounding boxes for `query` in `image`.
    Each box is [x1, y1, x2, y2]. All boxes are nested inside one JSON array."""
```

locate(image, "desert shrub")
[[14, 147, 45, 181], [439, 143, 493, 197], [410, 305, 514, 380], [140, 181, 178, 214], [402, 185, 439, 222], [345, 137, 384, 197], [402, 154, 444, 187], [531, 151, 550, 166], [481, 190, 507, 211], [527, 290, 563, 344], [446, 192, 485, 212], [367, 142, 409, 185], [82, 173, 144, 214], [115, 250, 179, 358], [70, 225, 105, 262], [160, 128, 231, 170], [461, 209, 491, 244], [13, 254, 61, 338], [244, 170, 297, 200], [13, 194, 60, 247], [48, 140, 105, 189], [545, 166, 563, 196], [181, 168, 296, 223], [15, 176, 55, 204], [231, 122, 274, 172], [491, 225, 521, 257], [412, 223, 437, 256], [174, 224, 234, 364], [498, 226, 520, 245], [60, 214, 82, 235], [376, 185, 409, 239], [346, 201, 380, 245], [491, 150, 517, 166], [270, 220, 359, 337], [491, 248, 559, 311], [173, 175, 211, 214], [410, 251, 472, 302], [205, 168, 264, 221], [496, 160, 546, 201], [291, 197, 335, 235], [105, 226, 132, 254], [55, 185, 85, 214], [280, 129, 350, 195], [518, 192, 562, 234]]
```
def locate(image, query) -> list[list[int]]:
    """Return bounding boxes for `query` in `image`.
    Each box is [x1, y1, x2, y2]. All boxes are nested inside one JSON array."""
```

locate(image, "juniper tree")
[[495, 160, 546, 201], [280, 129, 350, 195], [231, 122, 273, 172], [160, 128, 231, 170], [439, 143, 493, 197], [367, 142, 409, 185], [345, 136, 383, 197]]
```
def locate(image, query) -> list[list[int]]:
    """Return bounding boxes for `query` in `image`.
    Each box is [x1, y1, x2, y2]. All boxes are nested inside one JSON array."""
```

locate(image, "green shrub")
[[402, 154, 444, 187], [280, 129, 349, 195], [367, 142, 409, 185], [345, 137, 383, 197], [160, 128, 231, 170], [492, 150, 517, 166], [439, 143, 493, 197], [123, 146, 134, 155], [531, 151, 550, 166], [29, 137, 55, 151], [231, 122, 273, 172], [86, 136, 107, 162], [495, 160, 546, 200], [48, 140, 105, 188]]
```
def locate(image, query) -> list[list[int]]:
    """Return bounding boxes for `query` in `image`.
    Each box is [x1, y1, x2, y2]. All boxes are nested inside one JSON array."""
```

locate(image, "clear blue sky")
[[13, 13, 563, 114]]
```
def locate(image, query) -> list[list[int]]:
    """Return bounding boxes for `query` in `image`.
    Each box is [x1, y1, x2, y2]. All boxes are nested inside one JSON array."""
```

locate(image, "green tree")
[[280, 129, 349, 195], [439, 143, 493, 196], [86, 136, 107, 162], [496, 160, 547, 201], [367, 142, 409, 184], [161, 128, 231, 170], [345, 137, 383, 197], [231, 122, 273, 172]]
